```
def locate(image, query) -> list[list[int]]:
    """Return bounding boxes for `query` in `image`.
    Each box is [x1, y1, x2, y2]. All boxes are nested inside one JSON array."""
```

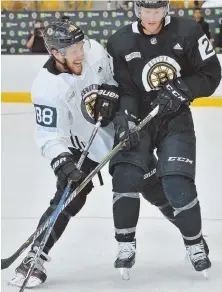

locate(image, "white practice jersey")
[[31, 39, 117, 163]]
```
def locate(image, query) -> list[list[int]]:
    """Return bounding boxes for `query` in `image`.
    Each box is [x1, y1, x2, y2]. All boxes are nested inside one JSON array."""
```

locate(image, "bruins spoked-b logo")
[[81, 84, 99, 124], [142, 56, 181, 92]]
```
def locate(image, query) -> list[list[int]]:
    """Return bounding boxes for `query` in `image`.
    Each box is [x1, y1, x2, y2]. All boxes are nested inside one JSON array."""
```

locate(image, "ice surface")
[[1, 104, 222, 292]]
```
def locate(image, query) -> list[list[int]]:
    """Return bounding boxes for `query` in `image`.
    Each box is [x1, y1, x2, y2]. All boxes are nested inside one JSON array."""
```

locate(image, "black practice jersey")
[[107, 16, 221, 118]]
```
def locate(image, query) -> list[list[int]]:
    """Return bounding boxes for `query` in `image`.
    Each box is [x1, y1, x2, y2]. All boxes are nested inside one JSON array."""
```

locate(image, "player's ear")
[[51, 48, 62, 60]]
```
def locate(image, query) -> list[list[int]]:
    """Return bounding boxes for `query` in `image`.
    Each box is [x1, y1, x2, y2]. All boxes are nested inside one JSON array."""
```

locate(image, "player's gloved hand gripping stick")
[[1, 106, 159, 272]]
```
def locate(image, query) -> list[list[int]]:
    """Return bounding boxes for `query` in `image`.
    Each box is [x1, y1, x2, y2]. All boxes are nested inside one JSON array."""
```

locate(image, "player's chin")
[[69, 63, 83, 75], [72, 63, 82, 74], [145, 24, 160, 33], [146, 23, 158, 28]]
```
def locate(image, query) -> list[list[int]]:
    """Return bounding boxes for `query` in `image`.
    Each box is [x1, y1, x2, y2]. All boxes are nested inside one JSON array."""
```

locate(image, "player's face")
[[63, 41, 85, 75], [140, 7, 165, 34]]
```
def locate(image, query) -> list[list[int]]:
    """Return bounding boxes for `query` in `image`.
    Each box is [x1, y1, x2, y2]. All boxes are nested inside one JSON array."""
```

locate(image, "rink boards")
[[1, 54, 222, 105]]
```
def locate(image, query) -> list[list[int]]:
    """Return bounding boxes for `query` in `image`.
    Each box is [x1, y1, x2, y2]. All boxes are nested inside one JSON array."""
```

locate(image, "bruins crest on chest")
[[142, 55, 182, 92]]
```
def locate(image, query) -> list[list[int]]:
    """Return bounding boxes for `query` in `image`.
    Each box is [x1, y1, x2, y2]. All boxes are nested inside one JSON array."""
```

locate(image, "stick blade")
[[1, 258, 11, 270]]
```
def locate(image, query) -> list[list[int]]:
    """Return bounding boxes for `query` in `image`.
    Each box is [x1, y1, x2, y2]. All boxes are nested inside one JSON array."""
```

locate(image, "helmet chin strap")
[[52, 54, 72, 74]]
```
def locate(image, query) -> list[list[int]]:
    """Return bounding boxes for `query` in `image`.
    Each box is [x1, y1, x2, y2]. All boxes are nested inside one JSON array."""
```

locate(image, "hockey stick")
[[1, 105, 159, 271], [18, 119, 103, 291]]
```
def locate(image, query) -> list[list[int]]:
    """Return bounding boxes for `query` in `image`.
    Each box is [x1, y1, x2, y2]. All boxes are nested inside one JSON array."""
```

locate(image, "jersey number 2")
[[198, 35, 215, 61]]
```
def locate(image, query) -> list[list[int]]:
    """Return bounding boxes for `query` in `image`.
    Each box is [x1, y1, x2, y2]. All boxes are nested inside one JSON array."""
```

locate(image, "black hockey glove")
[[152, 78, 191, 117], [51, 153, 83, 191], [94, 84, 119, 127], [113, 111, 140, 150]]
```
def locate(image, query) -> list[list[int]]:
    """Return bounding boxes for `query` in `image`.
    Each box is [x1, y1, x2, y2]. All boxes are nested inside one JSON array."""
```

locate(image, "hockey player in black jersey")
[[105, 0, 221, 279]]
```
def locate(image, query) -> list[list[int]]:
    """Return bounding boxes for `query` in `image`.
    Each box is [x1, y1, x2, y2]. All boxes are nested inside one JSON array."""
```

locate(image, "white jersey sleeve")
[[31, 68, 72, 161]]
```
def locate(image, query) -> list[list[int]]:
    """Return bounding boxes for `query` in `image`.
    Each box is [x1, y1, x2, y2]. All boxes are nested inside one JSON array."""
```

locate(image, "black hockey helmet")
[[43, 20, 85, 54], [135, 0, 170, 18]]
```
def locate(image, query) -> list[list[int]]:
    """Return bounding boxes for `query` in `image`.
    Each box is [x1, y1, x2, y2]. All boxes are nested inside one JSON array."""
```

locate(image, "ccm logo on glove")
[[165, 84, 187, 102]]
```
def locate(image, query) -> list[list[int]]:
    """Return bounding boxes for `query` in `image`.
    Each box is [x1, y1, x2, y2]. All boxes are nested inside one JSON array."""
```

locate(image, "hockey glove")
[[94, 84, 119, 127], [51, 153, 83, 191], [113, 111, 140, 150], [152, 78, 191, 117]]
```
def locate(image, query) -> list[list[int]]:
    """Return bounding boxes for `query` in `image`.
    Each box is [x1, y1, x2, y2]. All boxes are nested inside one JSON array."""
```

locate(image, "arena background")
[[1, 1, 222, 104], [1, 7, 222, 54]]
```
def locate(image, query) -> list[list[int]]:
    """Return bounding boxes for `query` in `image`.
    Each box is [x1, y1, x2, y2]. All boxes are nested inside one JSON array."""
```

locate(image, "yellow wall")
[[1, 1, 36, 11], [77, 0, 92, 10], [1, 1, 92, 11], [1, 92, 222, 107], [171, 0, 196, 8]]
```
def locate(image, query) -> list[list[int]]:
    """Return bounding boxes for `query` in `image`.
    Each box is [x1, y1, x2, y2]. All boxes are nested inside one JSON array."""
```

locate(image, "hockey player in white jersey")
[[9, 20, 120, 288]]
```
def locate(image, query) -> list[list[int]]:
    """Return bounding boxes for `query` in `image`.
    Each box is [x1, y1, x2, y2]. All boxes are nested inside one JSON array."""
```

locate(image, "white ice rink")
[[1, 104, 222, 292]]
